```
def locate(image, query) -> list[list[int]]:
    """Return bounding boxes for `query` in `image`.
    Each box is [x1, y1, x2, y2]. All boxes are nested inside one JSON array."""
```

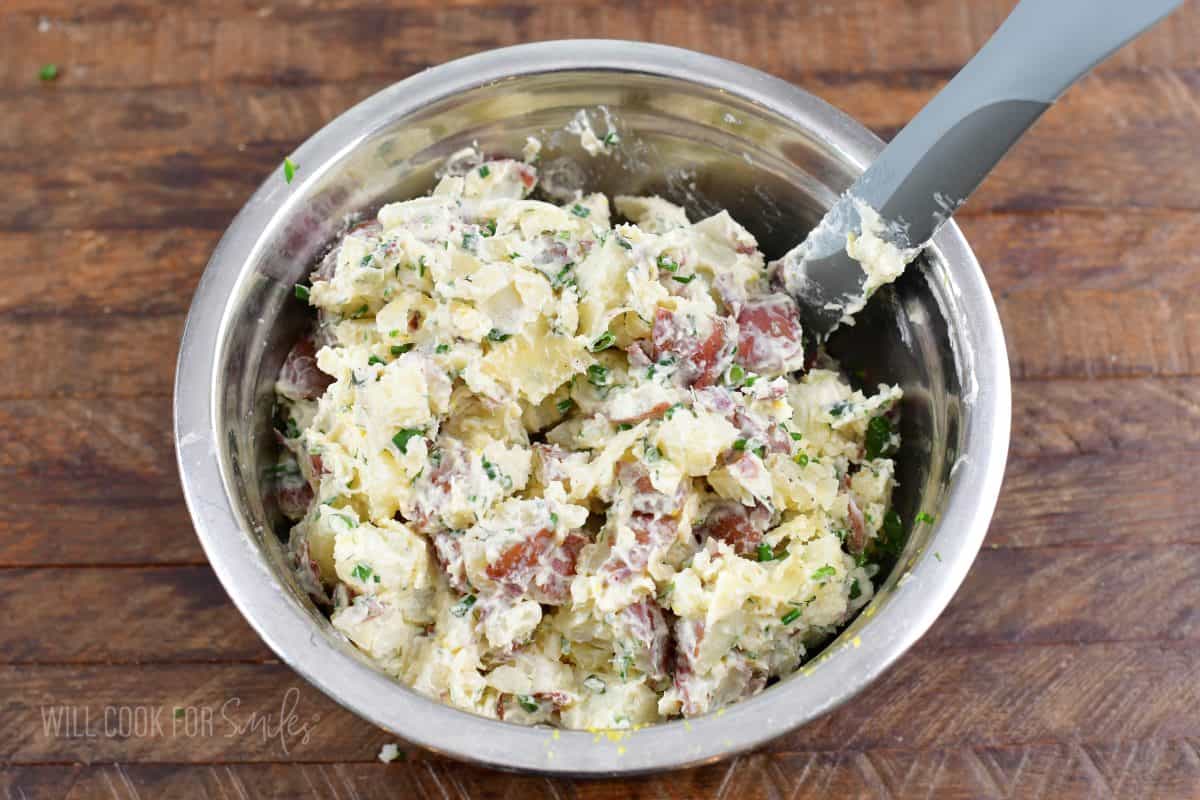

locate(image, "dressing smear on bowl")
[[270, 144, 904, 730]]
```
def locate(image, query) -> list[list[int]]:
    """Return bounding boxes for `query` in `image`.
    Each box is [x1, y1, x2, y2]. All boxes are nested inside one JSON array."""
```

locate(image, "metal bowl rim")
[[174, 39, 1011, 776]]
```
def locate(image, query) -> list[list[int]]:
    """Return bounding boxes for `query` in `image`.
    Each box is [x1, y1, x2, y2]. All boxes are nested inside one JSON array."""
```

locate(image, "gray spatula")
[[776, 0, 1183, 339]]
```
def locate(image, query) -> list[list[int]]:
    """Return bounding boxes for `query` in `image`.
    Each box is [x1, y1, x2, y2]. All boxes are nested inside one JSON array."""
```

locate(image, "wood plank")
[[3, 0, 1197, 91], [0, 567, 271, 663], [1, 544, 1194, 664], [4, 743, 1200, 800], [4, 642, 1200, 762], [989, 450, 1196, 549], [1001, 290, 1200, 380], [3, 74, 1200, 233]]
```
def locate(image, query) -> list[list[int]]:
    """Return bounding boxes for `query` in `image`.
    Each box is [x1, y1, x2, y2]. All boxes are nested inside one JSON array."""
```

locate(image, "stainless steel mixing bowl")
[[175, 40, 1010, 775]]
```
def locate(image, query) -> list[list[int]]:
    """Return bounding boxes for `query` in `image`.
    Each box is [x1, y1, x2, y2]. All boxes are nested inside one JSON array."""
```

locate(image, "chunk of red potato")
[[841, 473, 868, 554], [696, 501, 772, 557], [430, 531, 470, 594], [672, 617, 765, 717], [617, 598, 671, 682], [486, 528, 587, 605], [729, 407, 792, 456], [616, 460, 687, 517], [277, 335, 333, 401], [275, 474, 313, 521], [651, 308, 735, 389], [602, 512, 680, 580], [735, 294, 806, 376]]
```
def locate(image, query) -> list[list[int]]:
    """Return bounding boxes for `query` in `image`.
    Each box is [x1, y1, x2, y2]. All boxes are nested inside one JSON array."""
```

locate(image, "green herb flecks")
[[350, 563, 373, 582], [478, 165, 490, 178], [392, 428, 424, 454], [864, 415, 895, 460], [486, 329, 512, 342], [450, 594, 477, 617], [39, 63, 59, 82], [781, 608, 802, 625], [294, 284, 310, 302], [283, 157, 298, 184], [556, 398, 574, 415], [757, 543, 774, 562], [571, 204, 591, 218], [811, 564, 836, 582], [516, 695, 540, 714], [391, 343, 415, 356], [590, 331, 615, 352], [587, 364, 610, 388]]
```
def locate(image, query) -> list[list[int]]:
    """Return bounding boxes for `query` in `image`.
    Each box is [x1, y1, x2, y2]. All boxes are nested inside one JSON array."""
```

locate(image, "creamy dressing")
[[272, 149, 903, 729]]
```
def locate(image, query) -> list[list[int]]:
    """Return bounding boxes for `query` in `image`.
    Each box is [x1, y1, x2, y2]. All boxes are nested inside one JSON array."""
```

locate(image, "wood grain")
[[3, 73, 1200, 236], [5, 745, 1200, 800], [3, 0, 1199, 795], [5, 642, 1200, 763], [3, 0, 1197, 91]]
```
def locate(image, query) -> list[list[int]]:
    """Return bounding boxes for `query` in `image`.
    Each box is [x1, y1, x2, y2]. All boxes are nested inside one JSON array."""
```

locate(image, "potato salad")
[[272, 149, 903, 729]]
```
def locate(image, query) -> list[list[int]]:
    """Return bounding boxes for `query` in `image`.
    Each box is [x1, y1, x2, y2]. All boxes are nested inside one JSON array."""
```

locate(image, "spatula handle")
[[854, 0, 1182, 247]]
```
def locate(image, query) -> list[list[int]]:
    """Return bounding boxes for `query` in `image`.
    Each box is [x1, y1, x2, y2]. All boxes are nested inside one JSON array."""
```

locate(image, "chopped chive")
[[516, 695, 539, 713], [672, 274, 696, 284], [350, 304, 369, 319], [603, 132, 620, 146], [450, 594, 477, 617], [478, 165, 490, 178], [570, 203, 591, 218], [367, 355, 385, 366], [556, 398, 574, 414], [727, 364, 745, 385], [781, 608, 802, 625], [435, 343, 450, 354], [812, 564, 836, 582], [392, 428, 424, 454], [39, 63, 59, 82], [590, 331, 615, 352], [294, 284, 310, 301], [916, 511, 935, 524], [616, 236, 632, 251], [351, 563, 373, 582], [586, 364, 610, 388], [391, 343, 415, 356], [732, 439, 748, 451], [753, 445, 767, 460], [656, 254, 678, 272], [757, 543, 774, 562], [283, 157, 297, 184], [849, 579, 862, 600], [486, 329, 511, 342], [617, 423, 633, 431], [865, 416, 894, 460], [794, 452, 809, 467]]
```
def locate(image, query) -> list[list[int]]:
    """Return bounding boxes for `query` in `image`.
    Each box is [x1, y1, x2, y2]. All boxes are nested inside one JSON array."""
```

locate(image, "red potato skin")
[[735, 294, 806, 375], [651, 308, 734, 389], [277, 335, 333, 400]]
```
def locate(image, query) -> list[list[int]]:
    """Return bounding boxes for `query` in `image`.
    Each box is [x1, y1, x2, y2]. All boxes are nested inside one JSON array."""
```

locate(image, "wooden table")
[[3, 1, 1199, 797]]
